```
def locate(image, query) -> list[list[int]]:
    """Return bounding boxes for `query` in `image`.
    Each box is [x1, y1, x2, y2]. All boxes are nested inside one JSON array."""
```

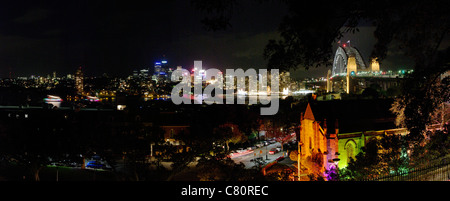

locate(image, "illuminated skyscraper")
[[140, 69, 149, 78], [75, 67, 84, 94], [153, 57, 170, 82], [154, 61, 162, 76]]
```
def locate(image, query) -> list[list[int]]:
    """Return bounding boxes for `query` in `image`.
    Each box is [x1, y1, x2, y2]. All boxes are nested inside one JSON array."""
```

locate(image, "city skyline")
[[0, 1, 421, 80]]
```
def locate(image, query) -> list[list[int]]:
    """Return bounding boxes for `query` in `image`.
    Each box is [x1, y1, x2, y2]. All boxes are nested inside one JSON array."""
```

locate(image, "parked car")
[[250, 157, 263, 162], [269, 148, 278, 155], [86, 161, 104, 169], [276, 146, 282, 152]]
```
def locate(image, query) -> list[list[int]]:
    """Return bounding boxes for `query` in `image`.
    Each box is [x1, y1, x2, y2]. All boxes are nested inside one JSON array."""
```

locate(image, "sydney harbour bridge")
[[326, 42, 411, 94]]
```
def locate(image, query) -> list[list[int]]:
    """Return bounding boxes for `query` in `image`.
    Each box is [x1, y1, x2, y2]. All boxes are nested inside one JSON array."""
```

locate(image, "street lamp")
[[298, 142, 303, 181], [265, 144, 268, 160]]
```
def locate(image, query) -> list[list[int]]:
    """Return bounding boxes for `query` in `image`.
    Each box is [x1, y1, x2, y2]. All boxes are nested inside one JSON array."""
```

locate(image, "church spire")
[[304, 103, 315, 121]]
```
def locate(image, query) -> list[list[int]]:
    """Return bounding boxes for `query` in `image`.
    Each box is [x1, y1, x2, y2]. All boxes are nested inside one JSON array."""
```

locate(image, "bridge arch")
[[332, 46, 348, 76], [332, 46, 368, 77]]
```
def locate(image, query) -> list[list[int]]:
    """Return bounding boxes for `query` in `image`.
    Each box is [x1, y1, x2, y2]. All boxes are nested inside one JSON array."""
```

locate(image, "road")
[[231, 142, 286, 169]]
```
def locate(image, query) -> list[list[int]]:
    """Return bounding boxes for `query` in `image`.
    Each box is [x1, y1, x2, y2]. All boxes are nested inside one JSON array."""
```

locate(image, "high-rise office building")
[[75, 67, 84, 94], [140, 69, 149, 78], [153, 58, 170, 82], [154, 61, 162, 76], [133, 69, 139, 77]]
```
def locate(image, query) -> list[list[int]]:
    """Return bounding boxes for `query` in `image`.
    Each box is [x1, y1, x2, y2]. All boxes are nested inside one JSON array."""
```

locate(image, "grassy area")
[[39, 166, 118, 181]]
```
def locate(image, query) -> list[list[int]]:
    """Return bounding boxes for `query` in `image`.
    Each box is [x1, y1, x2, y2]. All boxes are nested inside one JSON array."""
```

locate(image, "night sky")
[[0, 1, 416, 79]]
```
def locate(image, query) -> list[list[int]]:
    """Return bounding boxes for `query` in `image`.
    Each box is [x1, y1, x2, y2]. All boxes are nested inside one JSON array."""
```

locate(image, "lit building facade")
[[75, 67, 84, 94], [153, 59, 170, 82]]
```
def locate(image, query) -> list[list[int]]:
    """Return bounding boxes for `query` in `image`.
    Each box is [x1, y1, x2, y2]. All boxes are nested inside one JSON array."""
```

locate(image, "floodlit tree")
[[339, 139, 382, 180], [289, 150, 298, 161], [339, 135, 410, 180], [265, 163, 296, 181], [214, 123, 247, 151], [409, 124, 450, 165]]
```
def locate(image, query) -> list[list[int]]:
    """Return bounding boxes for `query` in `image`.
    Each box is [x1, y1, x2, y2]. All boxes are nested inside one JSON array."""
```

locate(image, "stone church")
[[297, 100, 408, 179]]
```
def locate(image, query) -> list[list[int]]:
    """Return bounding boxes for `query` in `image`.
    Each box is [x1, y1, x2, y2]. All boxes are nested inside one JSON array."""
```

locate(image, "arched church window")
[[346, 142, 356, 162]]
